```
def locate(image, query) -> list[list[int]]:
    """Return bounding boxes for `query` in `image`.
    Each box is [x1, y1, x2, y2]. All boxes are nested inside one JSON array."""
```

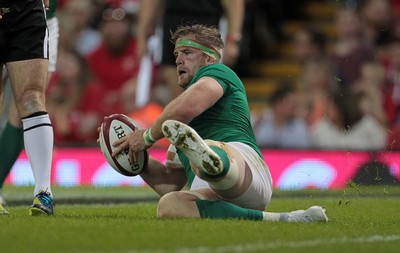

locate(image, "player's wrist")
[[226, 33, 242, 45], [143, 128, 156, 146]]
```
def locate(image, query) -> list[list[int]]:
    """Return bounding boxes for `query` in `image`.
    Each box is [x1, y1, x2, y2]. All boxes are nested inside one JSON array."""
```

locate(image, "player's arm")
[[112, 77, 223, 160], [149, 76, 223, 140], [221, 0, 244, 66], [140, 157, 187, 196], [137, 0, 162, 58], [43, 0, 50, 9], [222, 0, 244, 39]]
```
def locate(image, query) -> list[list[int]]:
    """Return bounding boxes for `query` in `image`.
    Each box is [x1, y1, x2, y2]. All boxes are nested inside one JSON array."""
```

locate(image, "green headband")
[[175, 38, 221, 61]]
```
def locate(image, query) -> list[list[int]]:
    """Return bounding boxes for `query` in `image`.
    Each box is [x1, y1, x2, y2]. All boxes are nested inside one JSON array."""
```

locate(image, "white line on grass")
[[127, 234, 400, 253]]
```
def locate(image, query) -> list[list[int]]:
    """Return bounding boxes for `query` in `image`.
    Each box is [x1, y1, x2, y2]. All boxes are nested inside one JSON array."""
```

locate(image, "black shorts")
[[0, 0, 48, 64], [161, 14, 221, 66]]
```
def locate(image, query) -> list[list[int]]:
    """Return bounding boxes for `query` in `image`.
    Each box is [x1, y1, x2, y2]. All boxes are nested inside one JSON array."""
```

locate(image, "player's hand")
[[222, 40, 240, 67], [44, 0, 50, 10], [96, 124, 102, 144], [112, 129, 150, 164]]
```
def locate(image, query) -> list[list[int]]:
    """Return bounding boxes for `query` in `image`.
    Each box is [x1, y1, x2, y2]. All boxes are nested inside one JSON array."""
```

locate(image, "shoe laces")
[[36, 191, 53, 208]]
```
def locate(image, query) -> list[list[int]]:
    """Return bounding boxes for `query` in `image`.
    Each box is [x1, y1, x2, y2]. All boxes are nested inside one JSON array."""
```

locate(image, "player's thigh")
[[224, 142, 273, 210]]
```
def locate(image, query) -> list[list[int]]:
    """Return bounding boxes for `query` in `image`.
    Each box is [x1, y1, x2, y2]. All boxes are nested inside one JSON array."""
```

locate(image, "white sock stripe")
[[22, 114, 51, 130], [263, 211, 281, 221], [23, 123, 52, 132]]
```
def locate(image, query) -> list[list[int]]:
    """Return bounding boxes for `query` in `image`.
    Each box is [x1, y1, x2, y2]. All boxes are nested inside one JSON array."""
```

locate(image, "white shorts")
[[47, 16, 59, 73], [190, 142, 273, 211]]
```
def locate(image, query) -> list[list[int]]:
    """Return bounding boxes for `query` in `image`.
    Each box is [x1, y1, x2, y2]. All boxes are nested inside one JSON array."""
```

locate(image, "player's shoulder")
[[198, 63, 235, 77], [195, 63, 243, 91], [204, 63, 230, 71]]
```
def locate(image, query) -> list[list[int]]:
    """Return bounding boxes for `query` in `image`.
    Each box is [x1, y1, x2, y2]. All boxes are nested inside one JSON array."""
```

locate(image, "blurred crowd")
[[18, 0, 400, 152], [46, 0, 157, 146], [252, 0, 400, 151]]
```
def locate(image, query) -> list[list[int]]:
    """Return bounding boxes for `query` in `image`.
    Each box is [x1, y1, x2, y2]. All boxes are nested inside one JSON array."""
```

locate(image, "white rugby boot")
[[0, 195, 5, 206], [162, 120, 223, 176], [287, 206, 329, 222], [0, 202, 9, 215]]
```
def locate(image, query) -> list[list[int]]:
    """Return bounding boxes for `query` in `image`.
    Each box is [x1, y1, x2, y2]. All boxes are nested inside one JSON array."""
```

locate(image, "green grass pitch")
[[1, 185, 399, 253]]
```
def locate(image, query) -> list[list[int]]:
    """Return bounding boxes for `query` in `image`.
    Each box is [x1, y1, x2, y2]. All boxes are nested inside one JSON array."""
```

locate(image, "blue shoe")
[[29, 190, 54, 216]]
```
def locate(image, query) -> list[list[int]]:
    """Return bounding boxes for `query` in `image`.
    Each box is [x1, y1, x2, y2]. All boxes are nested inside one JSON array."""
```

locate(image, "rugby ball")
[[99, 114, 148, 176]]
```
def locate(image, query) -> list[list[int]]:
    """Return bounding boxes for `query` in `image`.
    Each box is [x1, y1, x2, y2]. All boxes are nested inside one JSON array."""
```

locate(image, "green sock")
[[209, 146, 230, 177], [0, 122, 24, 189], [196, 199, 263, 220]]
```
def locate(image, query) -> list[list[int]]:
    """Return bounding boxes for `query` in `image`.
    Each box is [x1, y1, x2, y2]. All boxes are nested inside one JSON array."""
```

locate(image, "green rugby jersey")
[[177, 63, 263, 186]]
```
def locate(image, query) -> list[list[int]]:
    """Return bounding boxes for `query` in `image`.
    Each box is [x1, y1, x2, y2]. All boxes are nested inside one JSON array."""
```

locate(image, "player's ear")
[[206, 55, 218, 65]]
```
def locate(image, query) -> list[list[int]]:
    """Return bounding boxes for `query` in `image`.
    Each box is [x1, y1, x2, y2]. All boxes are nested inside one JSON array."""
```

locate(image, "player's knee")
[[16, 88, 45, 114], [157, 191, 180, 218], [157, 191, 192, 218]]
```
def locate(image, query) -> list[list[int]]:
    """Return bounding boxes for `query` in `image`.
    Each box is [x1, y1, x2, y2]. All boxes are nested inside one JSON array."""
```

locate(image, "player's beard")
[[178, 73, 191, 89], [179, 80, 189, 89]]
